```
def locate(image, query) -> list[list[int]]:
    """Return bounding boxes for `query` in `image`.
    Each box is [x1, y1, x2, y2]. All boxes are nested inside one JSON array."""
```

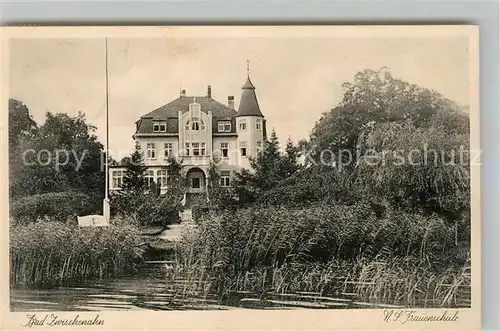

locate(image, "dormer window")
[[218, 120, 231, 132], [153, 121, 167, 132]]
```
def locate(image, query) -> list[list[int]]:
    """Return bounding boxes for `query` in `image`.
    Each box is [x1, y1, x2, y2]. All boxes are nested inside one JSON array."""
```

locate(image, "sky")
[[9, 35, 471, 155]]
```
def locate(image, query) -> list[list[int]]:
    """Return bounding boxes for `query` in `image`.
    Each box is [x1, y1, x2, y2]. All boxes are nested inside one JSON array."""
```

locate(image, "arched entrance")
[[185, 167, 206, 193]]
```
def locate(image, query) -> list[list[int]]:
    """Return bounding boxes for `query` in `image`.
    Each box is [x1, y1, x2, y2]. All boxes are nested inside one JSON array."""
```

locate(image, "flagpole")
[[103, 37, 110, 224]]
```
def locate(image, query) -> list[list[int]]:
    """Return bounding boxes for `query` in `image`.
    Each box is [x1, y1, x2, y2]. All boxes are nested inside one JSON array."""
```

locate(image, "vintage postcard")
[[1, 26, 480, 330]]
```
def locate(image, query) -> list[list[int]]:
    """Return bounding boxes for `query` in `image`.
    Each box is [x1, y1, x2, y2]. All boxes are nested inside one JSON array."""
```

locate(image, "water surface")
[[11, 264, 404, 311]]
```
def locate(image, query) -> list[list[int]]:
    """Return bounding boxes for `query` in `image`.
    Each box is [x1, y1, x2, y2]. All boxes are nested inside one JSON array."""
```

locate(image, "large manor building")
[[110, 70, 267, 194]]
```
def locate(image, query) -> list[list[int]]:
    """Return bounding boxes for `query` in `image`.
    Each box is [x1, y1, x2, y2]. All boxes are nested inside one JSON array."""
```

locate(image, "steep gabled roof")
[[142, 96, 236, 120], [135, 96, 238, 135]]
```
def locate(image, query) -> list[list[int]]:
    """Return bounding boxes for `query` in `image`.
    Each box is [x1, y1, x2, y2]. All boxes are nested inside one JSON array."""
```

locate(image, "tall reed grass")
[[172, 203, 471, 307], [10, 220, 144, 287]]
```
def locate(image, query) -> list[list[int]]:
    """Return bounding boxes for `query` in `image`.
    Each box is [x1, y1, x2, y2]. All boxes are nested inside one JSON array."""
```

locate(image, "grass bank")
[[10, 220, 144, 287], [170, 203, 471, 308]]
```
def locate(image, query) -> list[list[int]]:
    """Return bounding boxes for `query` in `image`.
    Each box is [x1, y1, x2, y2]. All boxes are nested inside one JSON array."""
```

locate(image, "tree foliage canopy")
[[215, 68, 470, 224], [120, 143, 148, 193], [9, 99, 104, 205], [308, 67, 469, 166], [353, 121, 470, 219], [232, 129, 302, 206]]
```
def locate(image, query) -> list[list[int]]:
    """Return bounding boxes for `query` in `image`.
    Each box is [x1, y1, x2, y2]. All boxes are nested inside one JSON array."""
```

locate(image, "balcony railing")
[[179, 155, 211, 166]]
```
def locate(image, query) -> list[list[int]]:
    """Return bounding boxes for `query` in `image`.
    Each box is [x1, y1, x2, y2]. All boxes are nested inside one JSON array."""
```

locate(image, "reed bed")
[[171, 203, 471, 308], [10, 220, 144, 287]]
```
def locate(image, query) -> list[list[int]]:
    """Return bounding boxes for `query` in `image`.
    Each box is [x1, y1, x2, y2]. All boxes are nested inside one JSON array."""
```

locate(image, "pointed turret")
[[235, 61, 266, 170], [236, 62, 264, 117]]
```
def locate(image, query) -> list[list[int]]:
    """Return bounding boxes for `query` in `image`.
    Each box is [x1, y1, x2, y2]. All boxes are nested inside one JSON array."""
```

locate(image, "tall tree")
[[8, 99, 37, 149], [278, 137, 301, 178], [9, 106, 104, 200], [165, 156, 186, 200], [121, 142, 147, 193], [353, 120, 470, 219], [249, 129, 281, 190], [233, 129, 301, 206], [37, 112, 104, 197], [9, 99, 38, 198], [308, 67, 468, 167]]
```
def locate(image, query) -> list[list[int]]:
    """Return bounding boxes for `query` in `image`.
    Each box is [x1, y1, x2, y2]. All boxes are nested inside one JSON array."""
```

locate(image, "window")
[[153, 121, 167, 132], [157, 169, 167, 188], [192, 142, 200, 156], [192, 118, 200, 131], [240, 141, 247, 157], [146, 170, 155, 187], [147, 143, 156, 159], [201, 142, 206, 156], [185, 143, 190, 156], [112, 170, 124, 189], [186, 117, 205, 131], [191, 142, 206, 156], [239, 119, 247, 131], [218, 121, 231, 132], [220, 170, 231, 187], [164, 143, 173, 158], [256, 119, 262, 131], [256, 141, 262, 154], [220, 142, 229, 158]]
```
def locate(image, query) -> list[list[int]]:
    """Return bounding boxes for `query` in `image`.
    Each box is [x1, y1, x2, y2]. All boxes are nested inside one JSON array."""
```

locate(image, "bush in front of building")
[[111, 190, 181, 227], [10, 191, 99, 224]]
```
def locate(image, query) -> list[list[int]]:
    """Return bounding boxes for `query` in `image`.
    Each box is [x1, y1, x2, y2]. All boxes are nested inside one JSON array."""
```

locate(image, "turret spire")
[[242, 59, 255, 89], [236, 61, 263, 117]]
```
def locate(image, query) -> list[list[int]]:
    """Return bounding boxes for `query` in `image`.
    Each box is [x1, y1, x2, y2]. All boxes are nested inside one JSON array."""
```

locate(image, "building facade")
[[110, 72, 266, 194]]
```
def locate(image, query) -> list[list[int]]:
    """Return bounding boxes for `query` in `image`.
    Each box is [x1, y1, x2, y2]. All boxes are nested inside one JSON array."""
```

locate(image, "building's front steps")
[[154, 208, 197, 242], [179, 208, 193, 222]]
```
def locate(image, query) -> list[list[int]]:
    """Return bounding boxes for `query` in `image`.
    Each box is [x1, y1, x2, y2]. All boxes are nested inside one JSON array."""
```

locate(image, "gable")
[[136, 96, 237, 134]]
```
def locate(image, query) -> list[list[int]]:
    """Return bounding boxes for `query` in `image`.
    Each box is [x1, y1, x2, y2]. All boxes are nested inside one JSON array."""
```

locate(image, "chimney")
[[180, 89, 186, 98], [207, 85, 212, 99], [228, 96, 234, 109]]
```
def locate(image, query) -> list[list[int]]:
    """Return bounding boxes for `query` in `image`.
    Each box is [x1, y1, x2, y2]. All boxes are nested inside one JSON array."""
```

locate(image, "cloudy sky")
[[9, 32, 471, 155]]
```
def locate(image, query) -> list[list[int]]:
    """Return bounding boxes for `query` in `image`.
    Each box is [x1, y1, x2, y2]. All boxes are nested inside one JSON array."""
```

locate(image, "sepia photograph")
[[1, 26, 480, 330]]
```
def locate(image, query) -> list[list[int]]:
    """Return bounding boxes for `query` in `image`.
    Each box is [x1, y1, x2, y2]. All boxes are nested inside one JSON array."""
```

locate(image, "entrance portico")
[[185, 167, 206, 193]]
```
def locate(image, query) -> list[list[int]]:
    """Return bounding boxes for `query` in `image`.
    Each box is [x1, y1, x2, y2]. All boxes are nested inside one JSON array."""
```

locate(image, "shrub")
[[111, 191, 181, 227], [10, 191, 98, 224], [256, 166, 358, 208]]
